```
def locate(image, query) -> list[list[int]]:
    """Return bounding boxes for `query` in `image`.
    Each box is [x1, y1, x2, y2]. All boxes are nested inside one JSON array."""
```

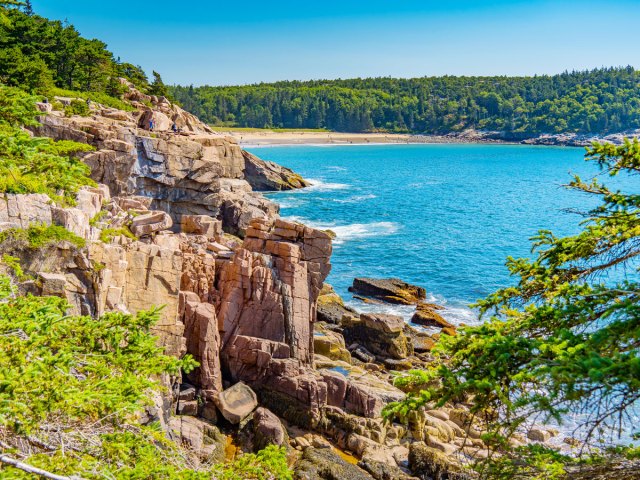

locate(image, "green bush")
[[64, 98, 90, 117], [0, 223, 86, 249], [0, 85, 96, 205], [99, 226, 137, 243], [0, 277, 292, 479]]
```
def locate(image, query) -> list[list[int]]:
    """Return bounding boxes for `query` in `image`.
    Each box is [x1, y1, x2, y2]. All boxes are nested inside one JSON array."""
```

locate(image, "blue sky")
[[35, 1, 640, 86]]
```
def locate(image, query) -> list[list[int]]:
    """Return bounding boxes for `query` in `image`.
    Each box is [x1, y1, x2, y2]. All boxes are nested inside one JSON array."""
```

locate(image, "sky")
[[35, 0, 640, 86]]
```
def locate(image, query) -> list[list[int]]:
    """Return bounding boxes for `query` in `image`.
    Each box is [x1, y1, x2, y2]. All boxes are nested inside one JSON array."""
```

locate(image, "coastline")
[[216, 128, 640, 148]]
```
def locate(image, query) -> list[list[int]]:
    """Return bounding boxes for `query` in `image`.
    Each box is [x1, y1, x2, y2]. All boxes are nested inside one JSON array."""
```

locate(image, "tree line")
[[169, 67, 640, 135]]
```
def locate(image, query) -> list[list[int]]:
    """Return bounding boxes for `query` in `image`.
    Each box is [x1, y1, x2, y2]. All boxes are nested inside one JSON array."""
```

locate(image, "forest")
[[0, 3, 168, 104], [169, 68, 640, 135]]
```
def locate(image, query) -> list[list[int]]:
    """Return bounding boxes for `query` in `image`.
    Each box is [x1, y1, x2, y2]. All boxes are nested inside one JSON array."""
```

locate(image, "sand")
[[217, 130, 432, 146]]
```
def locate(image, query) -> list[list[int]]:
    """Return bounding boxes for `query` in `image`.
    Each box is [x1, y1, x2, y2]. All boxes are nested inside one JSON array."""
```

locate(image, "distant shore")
[[216, 128, 638, 148]]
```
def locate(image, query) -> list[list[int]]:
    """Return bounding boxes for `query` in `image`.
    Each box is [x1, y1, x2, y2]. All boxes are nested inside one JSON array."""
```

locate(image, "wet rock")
[[349, 278, 426, 305], [317, 283, 359, 324], [294, 447, 375, 480], [411, 303, 453, 329], [349, 344, 376, 363], [214, 382, 258, 424]]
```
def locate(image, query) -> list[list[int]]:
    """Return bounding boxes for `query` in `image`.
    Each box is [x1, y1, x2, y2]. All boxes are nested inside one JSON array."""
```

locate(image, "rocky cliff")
[[1, 85, 551, 479]]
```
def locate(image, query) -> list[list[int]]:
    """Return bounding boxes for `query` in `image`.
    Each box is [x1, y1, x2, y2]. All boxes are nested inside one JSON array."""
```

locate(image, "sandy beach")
[[218, 130, 432, 146]]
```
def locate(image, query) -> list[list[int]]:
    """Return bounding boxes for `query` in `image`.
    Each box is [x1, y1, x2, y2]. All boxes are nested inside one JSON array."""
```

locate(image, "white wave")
[[275, 197, 306, 209], [282, 217, 399, 245], [333, 194, 377, 204], [303, 178, 351, 192], [325, 166, 348, 172], [330, 222, 399, 245]]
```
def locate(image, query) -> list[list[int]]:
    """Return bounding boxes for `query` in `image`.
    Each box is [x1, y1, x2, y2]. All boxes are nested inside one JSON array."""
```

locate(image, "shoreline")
[[221, 130, 521, 147], [216, 128, 639, 148]]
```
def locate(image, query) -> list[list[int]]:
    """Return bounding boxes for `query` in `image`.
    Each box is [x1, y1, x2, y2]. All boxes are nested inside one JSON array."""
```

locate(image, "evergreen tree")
[[384, 139, 640, 477], [149, 70, 169, 98]]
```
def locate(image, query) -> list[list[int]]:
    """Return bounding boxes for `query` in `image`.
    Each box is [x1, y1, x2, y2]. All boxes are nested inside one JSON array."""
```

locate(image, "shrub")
[[0, 223, 86, 249], [64, 98, 90, 117], [99, 226, 137, 243]]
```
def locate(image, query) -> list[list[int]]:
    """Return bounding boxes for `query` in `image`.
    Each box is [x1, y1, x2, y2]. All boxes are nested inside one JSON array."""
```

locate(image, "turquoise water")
[[250, 143, 619, 324]]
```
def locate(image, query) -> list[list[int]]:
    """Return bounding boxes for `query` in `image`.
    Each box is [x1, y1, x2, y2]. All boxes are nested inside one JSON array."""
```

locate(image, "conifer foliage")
[[385, 140, 640, 477]]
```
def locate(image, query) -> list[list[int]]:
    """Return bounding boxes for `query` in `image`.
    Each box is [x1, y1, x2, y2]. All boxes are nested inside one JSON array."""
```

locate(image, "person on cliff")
[[149, 119, 154, 131], [172, 122, 178, 133]]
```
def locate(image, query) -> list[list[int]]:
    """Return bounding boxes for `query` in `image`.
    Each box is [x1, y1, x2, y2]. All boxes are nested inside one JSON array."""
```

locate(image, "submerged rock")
[[349, 278, 426, 305]]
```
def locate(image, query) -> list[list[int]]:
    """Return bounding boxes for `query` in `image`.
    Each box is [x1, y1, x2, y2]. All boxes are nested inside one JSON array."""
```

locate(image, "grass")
[[48, 87, 135, 112]]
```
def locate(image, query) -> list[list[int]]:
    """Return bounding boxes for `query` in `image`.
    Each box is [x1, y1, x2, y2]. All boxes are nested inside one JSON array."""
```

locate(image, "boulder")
[[130, 211, 173, 237], [527, 428, 552, 442], [349, 278, 426, 305], [38, 272, 67, 297], [181, 214, 222, 239], [252, 407, 289, 451], [408, 442, 468, 480], [343, 314, 412, 360], [359, 459, 418, 480], [214, 382, 258, 424], [411, 303, 453, 329], [314, 323, 351, 363], [294, 447, 375, 480]]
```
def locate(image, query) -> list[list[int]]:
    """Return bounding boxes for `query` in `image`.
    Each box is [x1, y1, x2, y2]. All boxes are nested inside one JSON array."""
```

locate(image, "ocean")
[[250, 143, 625, 324]]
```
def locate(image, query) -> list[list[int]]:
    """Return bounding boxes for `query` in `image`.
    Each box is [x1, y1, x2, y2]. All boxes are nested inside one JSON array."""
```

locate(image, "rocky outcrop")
[[4, 89, 524, 479], [30, 86, 306, 237], [219, 217, 332, 365], [349, 278, 426, 305], [243, 150, 310, 191]]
